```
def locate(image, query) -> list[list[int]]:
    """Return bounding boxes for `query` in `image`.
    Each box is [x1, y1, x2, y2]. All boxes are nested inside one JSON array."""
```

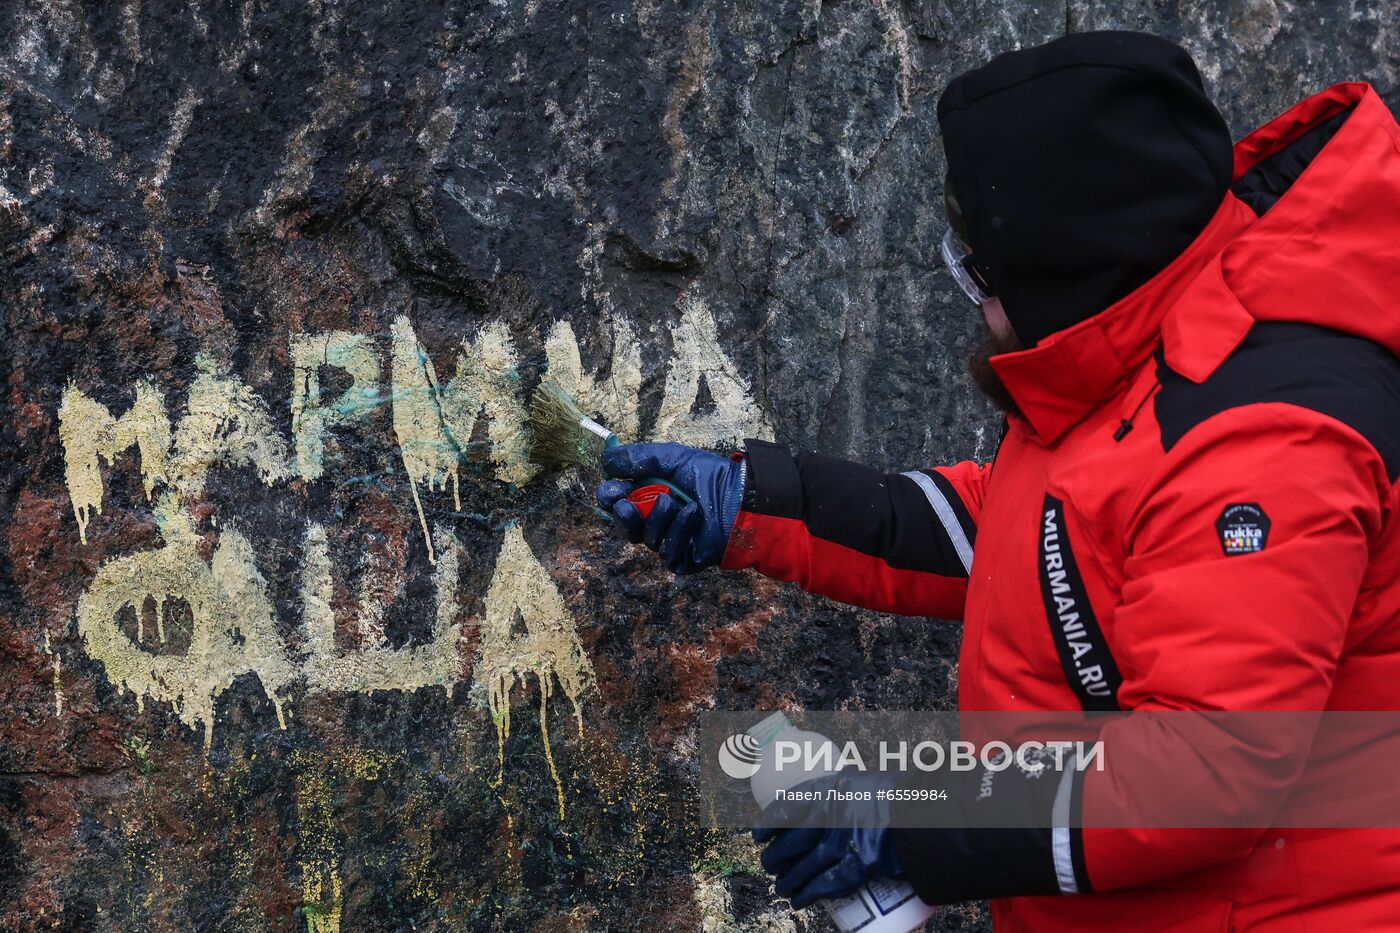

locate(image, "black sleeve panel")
[[1155, 322, 1400, 480], [893, 826, 1061, 905], [742, 439, 804, 518], [740, 439, 974, 578], [890, 758, 1072, 904]]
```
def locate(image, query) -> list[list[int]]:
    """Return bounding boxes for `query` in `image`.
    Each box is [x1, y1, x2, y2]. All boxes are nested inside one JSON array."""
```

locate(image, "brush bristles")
[[527, 380, 609, 468]]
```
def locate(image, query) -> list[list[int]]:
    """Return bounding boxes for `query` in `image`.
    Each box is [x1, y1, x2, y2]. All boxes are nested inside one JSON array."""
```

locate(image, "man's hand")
[[595, 442, 745, 574], [752, 771, 905, 909]]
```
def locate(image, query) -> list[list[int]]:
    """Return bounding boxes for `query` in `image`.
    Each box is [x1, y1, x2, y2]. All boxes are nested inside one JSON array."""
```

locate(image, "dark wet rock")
[[1, 1, 1394, 929]]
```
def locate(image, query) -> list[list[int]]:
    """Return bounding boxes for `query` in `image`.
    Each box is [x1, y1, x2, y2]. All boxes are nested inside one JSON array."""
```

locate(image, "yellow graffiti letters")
[[58, 357, 289, 537], [301, 521, 463, 694], [390, 315, 462, 564], [170, 354, 292, 498], [655, 294, 774, 446], [543, 318, 642, 445], [58, 380, 170, 543], [74, 496, 295, 750], [475, 524, 595, 818], [290, 331, 382, 481], [57, 309, 768, 748]]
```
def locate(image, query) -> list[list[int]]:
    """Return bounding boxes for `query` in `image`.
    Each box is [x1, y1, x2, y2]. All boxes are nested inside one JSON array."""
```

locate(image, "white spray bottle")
[[747, 712, 937, 932]]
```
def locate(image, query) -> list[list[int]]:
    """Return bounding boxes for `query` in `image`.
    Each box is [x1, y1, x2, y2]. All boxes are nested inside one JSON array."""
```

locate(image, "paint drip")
[[475, 524, 595, 819]]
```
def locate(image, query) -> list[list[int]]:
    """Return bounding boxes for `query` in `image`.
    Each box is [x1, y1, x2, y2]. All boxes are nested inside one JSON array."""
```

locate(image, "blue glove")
[[595, 442, 746, 575], [752, 770, 905, 909]]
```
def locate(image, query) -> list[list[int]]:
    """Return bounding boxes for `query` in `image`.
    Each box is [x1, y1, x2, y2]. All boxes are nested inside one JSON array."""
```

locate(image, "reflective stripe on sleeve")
[[900, 470, 975, 575]]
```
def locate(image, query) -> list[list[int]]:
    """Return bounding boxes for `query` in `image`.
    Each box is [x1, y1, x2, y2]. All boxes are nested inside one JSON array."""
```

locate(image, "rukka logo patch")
[[1217, 503, 1270, 555]]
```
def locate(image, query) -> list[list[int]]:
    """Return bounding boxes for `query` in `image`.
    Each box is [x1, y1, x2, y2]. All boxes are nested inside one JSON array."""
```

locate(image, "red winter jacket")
[[722, 83, 1400, 930]]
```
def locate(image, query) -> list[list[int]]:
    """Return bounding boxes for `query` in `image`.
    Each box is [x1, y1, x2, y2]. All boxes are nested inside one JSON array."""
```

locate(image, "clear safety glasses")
[[940, 227, 996, 306]]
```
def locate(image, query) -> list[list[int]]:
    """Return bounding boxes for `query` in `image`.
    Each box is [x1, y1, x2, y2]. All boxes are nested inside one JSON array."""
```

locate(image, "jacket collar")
[[988, 82, 1391, 445], [988, 193, 1257, 444]]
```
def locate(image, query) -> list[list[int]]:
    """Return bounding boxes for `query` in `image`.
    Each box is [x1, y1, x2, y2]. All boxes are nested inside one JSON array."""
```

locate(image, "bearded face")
[[966, 319, 1024, 419]]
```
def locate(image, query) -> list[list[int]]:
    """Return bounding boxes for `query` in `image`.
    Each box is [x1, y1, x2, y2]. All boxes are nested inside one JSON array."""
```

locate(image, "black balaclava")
[[938, 31, 1234, 347]]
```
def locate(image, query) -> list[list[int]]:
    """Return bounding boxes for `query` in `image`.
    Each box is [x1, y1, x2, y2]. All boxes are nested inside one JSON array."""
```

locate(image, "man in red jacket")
[[596, 31, 1400, 930]]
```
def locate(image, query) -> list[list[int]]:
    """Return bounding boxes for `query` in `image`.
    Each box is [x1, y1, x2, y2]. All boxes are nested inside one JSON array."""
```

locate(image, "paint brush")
[[526, 380, 691, 517]]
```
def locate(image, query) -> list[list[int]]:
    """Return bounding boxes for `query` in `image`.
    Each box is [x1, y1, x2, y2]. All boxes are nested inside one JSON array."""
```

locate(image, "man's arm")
[[721, 439, 988, 619], [598, 438, 991, 618]]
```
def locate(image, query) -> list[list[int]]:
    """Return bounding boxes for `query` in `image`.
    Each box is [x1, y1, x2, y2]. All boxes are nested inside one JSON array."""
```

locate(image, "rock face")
[[0, 1, 1394, 929]]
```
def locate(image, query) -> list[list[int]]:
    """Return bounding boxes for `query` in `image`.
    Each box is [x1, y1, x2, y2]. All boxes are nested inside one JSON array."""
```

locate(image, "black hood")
[[938, 31, 1234, 347]]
